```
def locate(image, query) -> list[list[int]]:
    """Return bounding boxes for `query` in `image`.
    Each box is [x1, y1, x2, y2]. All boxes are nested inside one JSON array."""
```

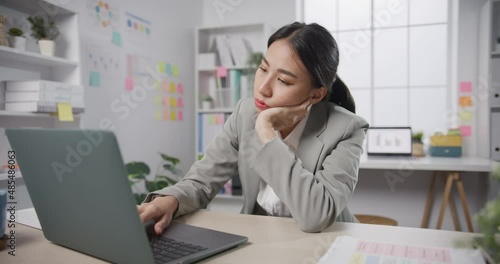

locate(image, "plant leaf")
[[159, 153, 179, 165], [128, 173, 146, 180], [155, 180, 169, 190], [125, 162, 150, 175], [145, 180, 156, 192]]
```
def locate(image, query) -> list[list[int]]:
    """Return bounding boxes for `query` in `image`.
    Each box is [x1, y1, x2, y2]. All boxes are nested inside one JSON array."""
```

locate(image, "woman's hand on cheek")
[[255, 98, 311, 144]]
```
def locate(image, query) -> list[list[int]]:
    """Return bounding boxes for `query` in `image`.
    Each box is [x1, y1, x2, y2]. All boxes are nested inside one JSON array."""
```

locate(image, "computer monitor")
[[366, 127, 413, 156]]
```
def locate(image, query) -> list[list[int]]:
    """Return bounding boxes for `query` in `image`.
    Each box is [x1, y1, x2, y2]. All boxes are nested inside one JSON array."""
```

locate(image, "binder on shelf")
[[229, 70, 241, 106], [215, 36, 234, 67], [225, 36, 251, 67]]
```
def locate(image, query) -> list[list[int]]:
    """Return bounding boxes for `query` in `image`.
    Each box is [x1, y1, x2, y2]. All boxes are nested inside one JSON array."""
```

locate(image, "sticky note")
[[170, 97, 177, 108], [112, 31, 122, 47], [153, 80, 161, 90], [460, 125, 472, 137], [173, 65, 179, 76], [178, 111, 183, 121], [214, 115, 219, 124], [166, 64, 173, 76], [177, 83, 183, 94], [459, 96, 472, 107], [177, 97, 183, 108], [216, 66, 228, 77], [162, 96, 169, 106], [157, 62, 165, 73], [57, 102, 74, 122], [459, 82, 472, 93], [125, 76, 134, 91], [170, 111, 177, 121], [154, 95, 161, 106], [90, 71, 101, 87], [154, 111, 162, 121], [162, 80, 169, 92], [163, 110, 169, 120], [459, 110, 472, 122], [170, 82, 176, 93]]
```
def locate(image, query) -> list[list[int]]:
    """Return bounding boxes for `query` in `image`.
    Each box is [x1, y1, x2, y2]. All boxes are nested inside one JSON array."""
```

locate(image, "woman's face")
[[253, 39, 319, 112]]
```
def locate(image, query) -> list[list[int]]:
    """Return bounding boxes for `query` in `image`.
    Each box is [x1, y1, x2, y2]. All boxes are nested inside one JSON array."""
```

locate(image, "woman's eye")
[[278, 78, 290, 86], [259, 66, 267, 72]]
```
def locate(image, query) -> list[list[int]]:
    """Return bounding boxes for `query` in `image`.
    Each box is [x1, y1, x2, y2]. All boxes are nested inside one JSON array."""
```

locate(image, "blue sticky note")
[[166, 64, 173, 76], [0, 190, 6, 235], [90, 71, 101, 87], [112, 31, 122, 47]]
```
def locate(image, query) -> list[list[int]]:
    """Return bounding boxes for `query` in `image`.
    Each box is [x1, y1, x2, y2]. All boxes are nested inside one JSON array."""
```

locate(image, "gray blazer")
[[146, 98, 369, 232]]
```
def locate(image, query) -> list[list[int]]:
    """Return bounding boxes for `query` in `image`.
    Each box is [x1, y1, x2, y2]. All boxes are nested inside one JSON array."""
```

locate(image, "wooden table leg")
[[421, 173, 437, 228], [455, 173, 474, 232], [436, 173, 454, 229], [442, 174, 461, 231]]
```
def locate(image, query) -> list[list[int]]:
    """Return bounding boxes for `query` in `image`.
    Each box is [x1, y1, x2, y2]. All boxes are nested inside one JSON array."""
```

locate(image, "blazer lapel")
[[297, 102, 327, 173]]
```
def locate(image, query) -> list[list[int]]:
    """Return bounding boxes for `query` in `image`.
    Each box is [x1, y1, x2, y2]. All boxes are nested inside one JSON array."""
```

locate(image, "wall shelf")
[[198, 65, 250, 72], [197, 108, 234, 114], [0, 111, 82, 118], [0, 46, 78, 68]]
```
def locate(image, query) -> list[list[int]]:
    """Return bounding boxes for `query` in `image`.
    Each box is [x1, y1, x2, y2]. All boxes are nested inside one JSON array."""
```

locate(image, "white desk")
[[0, 210, 483, 264], [359, 155, 492, 232]]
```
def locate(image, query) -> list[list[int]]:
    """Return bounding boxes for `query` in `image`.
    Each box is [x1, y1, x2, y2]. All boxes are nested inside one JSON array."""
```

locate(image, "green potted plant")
[[412, 132, 425, 157], [27, 16, 59, 56], [201, 95, 213, 110], [7, 27, 26, 51], [472, 164, 500, 263], [126, 152, 183, 204]]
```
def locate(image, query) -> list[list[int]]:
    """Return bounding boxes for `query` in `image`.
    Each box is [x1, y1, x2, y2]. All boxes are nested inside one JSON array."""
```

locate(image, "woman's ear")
[[310, 87, 328, 104]]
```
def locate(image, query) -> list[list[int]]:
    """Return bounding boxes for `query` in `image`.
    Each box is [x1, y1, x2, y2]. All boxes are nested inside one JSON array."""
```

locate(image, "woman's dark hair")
[[267, 22, 355, 113]]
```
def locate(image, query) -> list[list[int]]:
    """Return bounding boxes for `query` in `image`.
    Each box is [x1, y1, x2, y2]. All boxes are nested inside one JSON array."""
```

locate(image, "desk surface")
[[0, 210, 482, 264], [359, 155, 492, 172]]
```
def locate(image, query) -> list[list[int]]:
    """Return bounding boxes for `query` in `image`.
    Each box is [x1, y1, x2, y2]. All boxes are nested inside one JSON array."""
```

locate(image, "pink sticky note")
[[125, 76, 134, 91], [163, 110, 169, 120], [178, 111, 183, 121], [177, 83, 183, 94], [177, 97, 183, 108], [162, 80, 169, 92], [460, 125, 472, 136], [459, 82, 472, 93], [162, 96, 169, 106], [216, 66, 228, 77]]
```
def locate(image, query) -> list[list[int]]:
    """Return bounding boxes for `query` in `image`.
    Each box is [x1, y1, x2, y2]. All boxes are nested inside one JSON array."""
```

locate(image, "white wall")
[[201, 0, 296, 31]]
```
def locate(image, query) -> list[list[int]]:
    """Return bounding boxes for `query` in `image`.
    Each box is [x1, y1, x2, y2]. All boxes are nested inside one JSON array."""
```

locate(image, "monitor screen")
[[366, 127, 412, 156]]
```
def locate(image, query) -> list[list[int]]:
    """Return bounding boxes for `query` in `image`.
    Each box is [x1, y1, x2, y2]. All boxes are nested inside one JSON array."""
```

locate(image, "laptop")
[[366, 127, 413, 156], [5, 128, 248, 264]]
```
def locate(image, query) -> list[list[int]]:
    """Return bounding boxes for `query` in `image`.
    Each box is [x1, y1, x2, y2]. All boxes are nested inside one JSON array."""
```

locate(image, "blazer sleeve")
[[251, 115, 368, 232], [144, 100, 243, 218]]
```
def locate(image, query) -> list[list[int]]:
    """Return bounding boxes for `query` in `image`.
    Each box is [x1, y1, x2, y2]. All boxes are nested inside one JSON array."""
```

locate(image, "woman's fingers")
[[138, 203, 162, 224], [154, 213, 173, 234]]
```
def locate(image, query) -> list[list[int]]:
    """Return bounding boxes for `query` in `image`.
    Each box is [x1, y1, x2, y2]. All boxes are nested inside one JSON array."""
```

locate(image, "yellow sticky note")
[[57, 102, 74, 122], [173, 65, 179, 76], [170, 111, 177, 121], [459, 110, 472, 122], [154, 111, 162, 121], [170, 82, 176, 93], [154, 95, 161, 106], [170, 97, 177, 108], [157, 62, 165, 73]]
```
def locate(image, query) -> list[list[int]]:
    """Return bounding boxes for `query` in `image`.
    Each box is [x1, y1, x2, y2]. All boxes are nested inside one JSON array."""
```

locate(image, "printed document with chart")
[[317, 236, 485, 264]]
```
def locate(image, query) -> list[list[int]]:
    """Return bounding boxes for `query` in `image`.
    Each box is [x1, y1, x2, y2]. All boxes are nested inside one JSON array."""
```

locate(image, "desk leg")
[[436, 173, 454, 229], [442, 174, 461, 231], [455, 173, 474, 232], [421, 173, 437, 228]]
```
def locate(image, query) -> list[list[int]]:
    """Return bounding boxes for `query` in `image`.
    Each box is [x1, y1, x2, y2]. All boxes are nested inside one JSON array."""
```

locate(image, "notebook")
[[366, 127, 413, 156], [6, 128, 248, 264]]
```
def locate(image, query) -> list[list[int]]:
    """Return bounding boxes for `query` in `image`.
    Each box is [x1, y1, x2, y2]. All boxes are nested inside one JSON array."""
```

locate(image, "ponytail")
[[329, 77, 356, 114]]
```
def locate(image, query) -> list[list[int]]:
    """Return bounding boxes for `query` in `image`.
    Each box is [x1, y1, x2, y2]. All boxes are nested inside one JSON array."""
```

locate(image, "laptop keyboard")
[[150, 237, 208, 263]]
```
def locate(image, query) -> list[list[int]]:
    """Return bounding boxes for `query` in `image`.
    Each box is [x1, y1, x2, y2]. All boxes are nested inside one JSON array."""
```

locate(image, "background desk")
[[0, 210, 482, 264], [358, 156, 492, 232]]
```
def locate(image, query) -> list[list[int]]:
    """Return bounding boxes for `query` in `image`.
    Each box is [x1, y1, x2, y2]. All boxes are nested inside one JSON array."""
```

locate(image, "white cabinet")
[[0, 0, 82, 209], [194, 23, 270, 210]]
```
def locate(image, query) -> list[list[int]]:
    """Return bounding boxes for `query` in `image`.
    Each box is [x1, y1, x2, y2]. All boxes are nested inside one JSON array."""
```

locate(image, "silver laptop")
[[6, 128, 248, 264]]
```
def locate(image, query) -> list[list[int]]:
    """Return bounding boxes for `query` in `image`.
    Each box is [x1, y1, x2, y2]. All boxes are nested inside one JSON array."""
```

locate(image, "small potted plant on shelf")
[[201, 95, 213, 110], [412, 131, 425, 157], [27, 16, 59, 56], [7, 27, 26, 51]]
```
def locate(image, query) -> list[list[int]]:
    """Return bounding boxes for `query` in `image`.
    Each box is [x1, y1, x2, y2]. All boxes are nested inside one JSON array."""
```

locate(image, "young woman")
[[138, 22, 369, 233]]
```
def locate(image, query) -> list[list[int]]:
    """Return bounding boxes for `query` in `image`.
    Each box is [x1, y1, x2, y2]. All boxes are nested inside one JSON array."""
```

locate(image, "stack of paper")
[[317, 236, 485, 264]]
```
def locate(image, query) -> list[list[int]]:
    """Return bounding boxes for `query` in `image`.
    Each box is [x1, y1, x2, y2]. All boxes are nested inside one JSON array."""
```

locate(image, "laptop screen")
[[366, 127, 412, 156]]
